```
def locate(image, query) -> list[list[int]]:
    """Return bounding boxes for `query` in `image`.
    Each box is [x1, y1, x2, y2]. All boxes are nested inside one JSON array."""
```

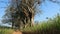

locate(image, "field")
[[0, 22, 60, 34]]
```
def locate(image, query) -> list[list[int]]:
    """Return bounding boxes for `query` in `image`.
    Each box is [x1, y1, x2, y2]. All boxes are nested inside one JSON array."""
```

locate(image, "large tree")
[[3, 0, 60, 29], [12, 0, 42, 28], [2, 0, 43, 29]]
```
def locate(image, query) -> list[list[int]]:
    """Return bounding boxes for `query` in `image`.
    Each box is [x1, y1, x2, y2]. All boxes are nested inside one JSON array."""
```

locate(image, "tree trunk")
[[12, 22, 14, 29], [31, 17, 34, 26]]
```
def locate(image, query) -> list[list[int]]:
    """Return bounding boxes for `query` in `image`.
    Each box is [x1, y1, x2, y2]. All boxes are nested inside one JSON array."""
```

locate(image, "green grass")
[[0, 28, 13, 34], [0, 21, 60, 34], [0, 20, 60, 34], [22, 14, 60, 34]]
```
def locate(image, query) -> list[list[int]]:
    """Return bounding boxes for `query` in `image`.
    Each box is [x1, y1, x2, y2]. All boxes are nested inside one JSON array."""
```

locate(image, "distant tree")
[[2, 6, 15, 28]]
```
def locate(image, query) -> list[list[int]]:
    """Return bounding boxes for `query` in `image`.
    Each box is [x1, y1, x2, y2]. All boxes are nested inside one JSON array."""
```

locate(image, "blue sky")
[[0, 0, 60, 24], [35, 0, 60, 21]]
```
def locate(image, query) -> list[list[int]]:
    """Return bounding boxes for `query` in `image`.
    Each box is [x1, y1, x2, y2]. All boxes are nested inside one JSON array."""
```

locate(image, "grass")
[[0, 28, 13, 34], [0, 21, 60, 34], [22, 15, 60, 34]]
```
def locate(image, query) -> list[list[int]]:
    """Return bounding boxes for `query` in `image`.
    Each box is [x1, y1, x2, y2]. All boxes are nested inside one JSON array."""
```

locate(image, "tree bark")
[[31, 17, 34, 26], [12, 22, 14, 29]]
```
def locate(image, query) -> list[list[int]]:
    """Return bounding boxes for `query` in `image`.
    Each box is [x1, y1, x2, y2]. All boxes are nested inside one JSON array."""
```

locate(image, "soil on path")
[[12, 30, 22, 34]]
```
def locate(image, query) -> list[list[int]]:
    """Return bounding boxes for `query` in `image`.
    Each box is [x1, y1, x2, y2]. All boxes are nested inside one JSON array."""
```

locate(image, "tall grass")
[[22, 13, 60, 34], [0, 28, 13, 34]]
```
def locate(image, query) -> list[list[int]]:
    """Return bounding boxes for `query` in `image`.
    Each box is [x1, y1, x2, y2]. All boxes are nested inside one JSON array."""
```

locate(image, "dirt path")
[[12, 30, 22, 34]]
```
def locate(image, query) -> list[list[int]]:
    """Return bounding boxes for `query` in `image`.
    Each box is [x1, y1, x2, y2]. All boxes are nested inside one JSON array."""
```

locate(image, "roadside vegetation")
[[0, 28, 13, 34], [0, 13, 60, 34]]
